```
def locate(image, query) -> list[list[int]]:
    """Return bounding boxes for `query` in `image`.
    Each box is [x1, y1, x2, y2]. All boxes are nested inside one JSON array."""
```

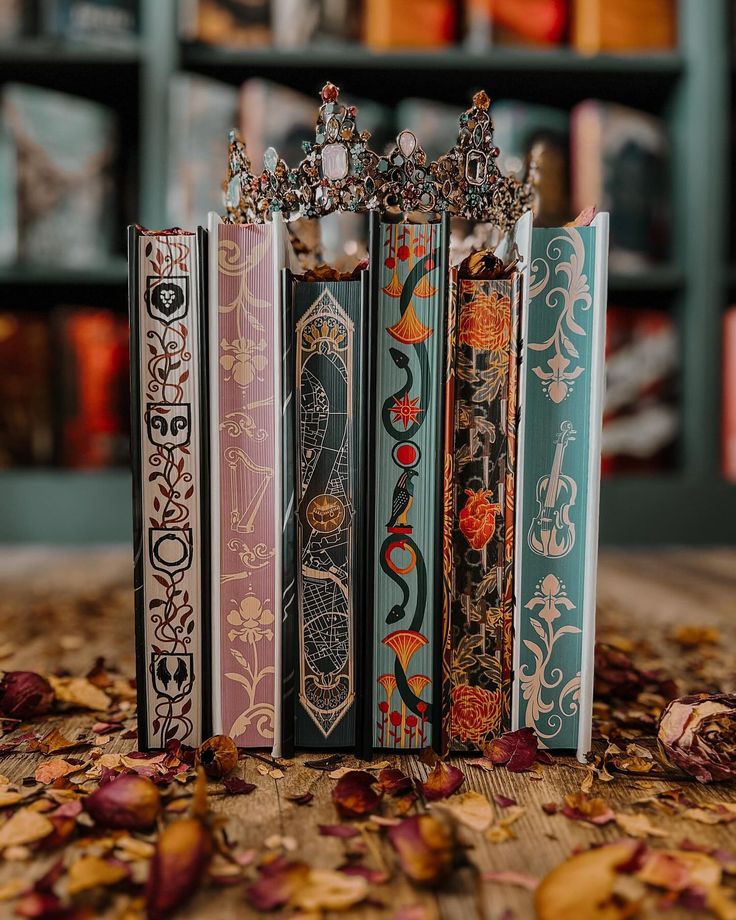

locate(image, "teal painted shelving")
[[0, 0, 733, 545]]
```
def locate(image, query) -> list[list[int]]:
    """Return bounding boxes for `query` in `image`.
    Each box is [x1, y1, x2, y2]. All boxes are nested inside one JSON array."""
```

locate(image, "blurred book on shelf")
[[571, 100, 669, 272], [463, 0, 567, 50], [363, 0, 455, 49], [0, 313, 53, 468], [168, 73, 238, 230], [0, 84, 117, 269], [602, 306, 679, 476], [396, 98, 458, 161], [492, 100, 570, 226], [240, 78, 316, 169], [179, 0, 270, 47], [271, 0, 359, 47], [0, 0, 40, 40], [42, 0, 139, 43], [56, 308, 129, 469], [571, 0, 676, 54], [723, 307, 736, 482]]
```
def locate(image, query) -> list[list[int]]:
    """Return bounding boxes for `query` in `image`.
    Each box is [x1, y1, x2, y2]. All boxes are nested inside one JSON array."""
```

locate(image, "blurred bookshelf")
[[0, 0, 734, 545]]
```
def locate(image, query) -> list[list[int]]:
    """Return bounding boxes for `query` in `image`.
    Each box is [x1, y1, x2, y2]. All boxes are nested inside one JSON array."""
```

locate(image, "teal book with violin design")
[[512, 214, 609, 761], [364, 213, 449, 752]]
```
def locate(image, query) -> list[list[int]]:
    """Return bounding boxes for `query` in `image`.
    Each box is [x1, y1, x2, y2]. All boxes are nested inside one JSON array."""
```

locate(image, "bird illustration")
[[386, 469, 418, 529], [173, 657, 189, 691], [155, 657, 172, 691]]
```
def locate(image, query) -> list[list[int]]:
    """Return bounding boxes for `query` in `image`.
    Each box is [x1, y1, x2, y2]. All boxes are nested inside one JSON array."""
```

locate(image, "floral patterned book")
[[208, 214, 296, 753], [282, 273, 368, 750], [364, 213, 449, 753], [512, 214, 609, 761], [128, 226, 210, 750]]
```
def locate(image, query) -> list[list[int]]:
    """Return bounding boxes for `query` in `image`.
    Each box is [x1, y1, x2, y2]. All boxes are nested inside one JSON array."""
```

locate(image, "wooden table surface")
[[0, 547, 734, 919]]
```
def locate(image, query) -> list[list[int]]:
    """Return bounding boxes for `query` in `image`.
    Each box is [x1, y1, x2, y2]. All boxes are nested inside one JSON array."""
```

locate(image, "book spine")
[[723, 307, 736, 482], [513, 217, 609, 760], [366, 215, 449, 752], [442, 275, 521, 752], [129, 227, 210, 749], [290, 276, 367, 749], [209, 219, 282, 749]]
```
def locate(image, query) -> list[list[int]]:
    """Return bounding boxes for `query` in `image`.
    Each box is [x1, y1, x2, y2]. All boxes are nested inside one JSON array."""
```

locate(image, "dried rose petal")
[[637, 849, 722, 892], [84, 773, 161, 830], [222, 777, 256, 796], [494, 794, 517, 808], [0, 671, 54, 720], [561, 792, 616, 826], [195, 735, 238, 778], [386, 814, 457, 887], [419, 761, 464, 801], [286, 792, 313, 806], [485, 728, 538, 772], [339, 864, 390, 884], [332, 770, 383, 818], [379, 767, 413, 797], [319, 824, 360, 838], [145, 818, 212, 920], [246, 857, 310, 911], [658, 694, 736, 783]]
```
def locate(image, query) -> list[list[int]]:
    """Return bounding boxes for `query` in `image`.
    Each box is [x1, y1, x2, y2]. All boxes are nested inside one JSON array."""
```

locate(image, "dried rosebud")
[[0, 671, 54, 720], [419, 761, 464, 801], [387, 814, 458, 887], [195, 735, 238, 778], [146, 818, 212, 919], [84, 773, 161, 830], [658, 693, 736, 783], [332, 770, 383, 818]]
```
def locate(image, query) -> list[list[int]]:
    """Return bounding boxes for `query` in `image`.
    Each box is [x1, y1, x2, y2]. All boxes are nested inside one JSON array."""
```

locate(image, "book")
[[0, 0, 39, 40], [363, 0, 455, 49], [56, 307, 129, 469], [442, 214, 530, 753], [395, 99, 459, 163], [283, 272, 368, 749], [179, 0, 270, 47], [492, 101, 570, 228], [0, 312, 52, 467], [271, 0, 360, 47], [723, 307, 736, 482], [364, 213, 449, 752], [2, 84, 116, 268], [128, 226, 210, 749], [512, 215, 609, 761], [240, 79, 316, 175], [571, 0, 676, 54], [168, 74, 239, 229], [571, 101, 669, 272], [208, 214, 297, 753], [42, 0, 138, 41], [602, 306, 678, 475], [464, 0, 567, 49]]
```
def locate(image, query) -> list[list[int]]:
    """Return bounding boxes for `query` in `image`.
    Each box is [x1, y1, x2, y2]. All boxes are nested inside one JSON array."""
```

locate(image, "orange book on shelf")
[[465, 0, 567, 47], [572, 0, 676, 54], [364, 0, 455, 49], [723, 307, 736, 482]]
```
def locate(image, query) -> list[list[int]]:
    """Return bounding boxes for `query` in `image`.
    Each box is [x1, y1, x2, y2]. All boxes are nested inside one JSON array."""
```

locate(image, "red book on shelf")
[[57, 308, 129, 468], [364, 0, 455, 49], [723, 307, 736, 482]]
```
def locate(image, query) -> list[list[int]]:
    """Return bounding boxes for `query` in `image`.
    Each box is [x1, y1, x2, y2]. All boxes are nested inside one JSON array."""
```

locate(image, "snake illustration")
[[379, 534, 427, 628]]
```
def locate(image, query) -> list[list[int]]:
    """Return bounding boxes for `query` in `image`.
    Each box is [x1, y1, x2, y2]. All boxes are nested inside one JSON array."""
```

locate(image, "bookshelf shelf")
[[0, 0, 731, 547]]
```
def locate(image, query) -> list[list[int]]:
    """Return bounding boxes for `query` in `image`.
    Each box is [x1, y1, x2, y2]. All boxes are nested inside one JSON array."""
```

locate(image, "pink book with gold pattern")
[[208, 213, 295, 752]]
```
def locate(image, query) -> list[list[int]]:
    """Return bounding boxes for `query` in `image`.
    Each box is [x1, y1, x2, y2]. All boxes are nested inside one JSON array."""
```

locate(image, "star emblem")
[[389, 393, 423, 430]]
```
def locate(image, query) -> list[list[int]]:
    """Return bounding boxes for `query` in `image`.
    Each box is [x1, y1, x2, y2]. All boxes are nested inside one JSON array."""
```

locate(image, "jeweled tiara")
[[224, 83, 536, 229]]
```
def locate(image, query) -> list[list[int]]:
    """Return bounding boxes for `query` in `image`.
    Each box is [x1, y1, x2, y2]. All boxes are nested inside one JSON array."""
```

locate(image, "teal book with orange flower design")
[[364, 213, 449, 752], [442, 271, 522, 752]]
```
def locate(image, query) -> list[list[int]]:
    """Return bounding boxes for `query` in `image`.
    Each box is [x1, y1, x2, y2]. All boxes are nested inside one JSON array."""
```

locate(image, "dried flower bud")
[[84, 773, 161, 830], [0, 671, 54, 720], [194, 735, 238, 778], [146, 818, 212, 920], [658, 693, 736, 783]]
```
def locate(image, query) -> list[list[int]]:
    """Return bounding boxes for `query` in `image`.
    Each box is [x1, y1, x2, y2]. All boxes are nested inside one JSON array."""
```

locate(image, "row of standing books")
[[129, 209, 609, 757], [179, 0, 677, 53], [171, 75, 670, 271], [0, 0, 137, 42], [0, 309, 129, 468]]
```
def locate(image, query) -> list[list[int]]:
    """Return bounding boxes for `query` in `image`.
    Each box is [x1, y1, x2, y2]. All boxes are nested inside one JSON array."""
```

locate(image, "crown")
[[224, 83, 536, 230]]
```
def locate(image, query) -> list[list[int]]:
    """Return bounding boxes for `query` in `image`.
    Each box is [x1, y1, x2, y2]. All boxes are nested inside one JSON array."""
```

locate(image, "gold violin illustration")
[[528, 421, 577, 559]]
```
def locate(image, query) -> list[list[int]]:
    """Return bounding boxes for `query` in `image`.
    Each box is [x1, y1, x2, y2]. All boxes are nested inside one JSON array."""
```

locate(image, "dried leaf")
[[49, 676, 111, 712], [67, 855, 128, 895], [0, 808, 53, 849], [431, 790, 493, 833], [34, 758, 79, 785]]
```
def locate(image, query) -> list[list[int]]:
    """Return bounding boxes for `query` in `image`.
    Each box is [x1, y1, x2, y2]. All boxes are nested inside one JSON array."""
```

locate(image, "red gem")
[[321, 82, 339, 103], [396, 444, 417, 466]]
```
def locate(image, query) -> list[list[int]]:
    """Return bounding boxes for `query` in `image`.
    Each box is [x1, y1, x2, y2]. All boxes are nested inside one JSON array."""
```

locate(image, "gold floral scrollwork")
[[528, 230, 591, 404], [519, 573, 582, 742], [225, 593, 275, 740], [220, 338, 268, 388]]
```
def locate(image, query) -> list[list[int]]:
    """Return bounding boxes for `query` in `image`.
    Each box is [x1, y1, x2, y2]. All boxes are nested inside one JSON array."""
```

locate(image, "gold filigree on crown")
[[223, 84, 536, 229]]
